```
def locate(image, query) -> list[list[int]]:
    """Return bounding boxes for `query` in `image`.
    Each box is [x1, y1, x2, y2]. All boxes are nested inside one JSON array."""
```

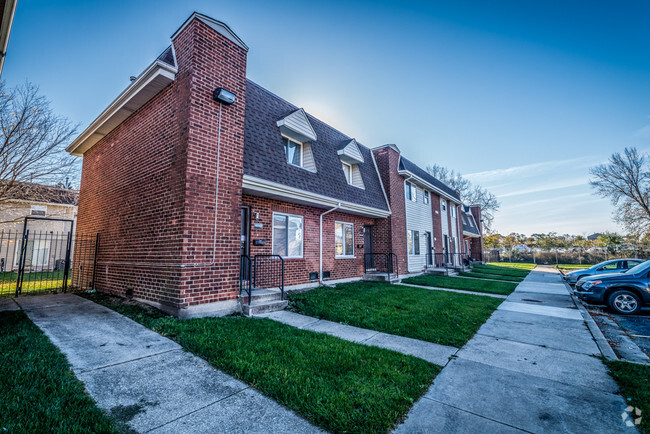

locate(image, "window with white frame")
[[405, 181, 417, 202], [283, 137, 303, 167], [424, 190, 430, 204], [407, 230, 420, 255], [335, 222, 354, 257], [450, 205, 456, 217], [341, 162, 352, 184], [30, 205, 47, 216], [14, 239, 50, 267], [272, 213, 303, 258], [441, 199, 446, 211]]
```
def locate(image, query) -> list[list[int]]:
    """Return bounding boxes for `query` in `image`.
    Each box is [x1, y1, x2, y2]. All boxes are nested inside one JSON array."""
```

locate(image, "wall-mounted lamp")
[[213, 87, 236, 105]]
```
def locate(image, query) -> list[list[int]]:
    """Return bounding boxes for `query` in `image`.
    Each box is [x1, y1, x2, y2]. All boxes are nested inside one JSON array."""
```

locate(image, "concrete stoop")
[[426, 267, 458, 277], [239, 289, 288, 316], [362, 273, 400, 283]]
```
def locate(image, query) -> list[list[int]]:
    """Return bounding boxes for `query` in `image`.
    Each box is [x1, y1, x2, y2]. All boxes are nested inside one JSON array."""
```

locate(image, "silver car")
[[563, 259, 645, 285]]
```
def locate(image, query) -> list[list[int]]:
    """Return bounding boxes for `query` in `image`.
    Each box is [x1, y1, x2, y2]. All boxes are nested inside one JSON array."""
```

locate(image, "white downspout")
[[319, 203, 341, 285]]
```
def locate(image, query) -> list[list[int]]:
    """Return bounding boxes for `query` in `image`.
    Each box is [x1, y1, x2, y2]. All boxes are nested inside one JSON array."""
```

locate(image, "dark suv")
[[575, 260, 650, 315]]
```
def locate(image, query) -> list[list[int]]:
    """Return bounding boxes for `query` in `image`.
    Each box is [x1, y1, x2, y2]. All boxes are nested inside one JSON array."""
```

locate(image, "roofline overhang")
[[66, 59, 177, 156], [0, 0, 17, 78], [6, 199, 78, 208], [397, 169, 461, 204], [463, 230, 481, 238], [242, 174, 391, 219]]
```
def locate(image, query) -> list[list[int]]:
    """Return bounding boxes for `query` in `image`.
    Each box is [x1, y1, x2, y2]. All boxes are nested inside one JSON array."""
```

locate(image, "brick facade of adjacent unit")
[[242, 194, 378, 285]]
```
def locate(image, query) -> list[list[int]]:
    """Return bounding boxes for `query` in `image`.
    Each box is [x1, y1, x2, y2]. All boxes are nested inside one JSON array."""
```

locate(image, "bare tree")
[[426, 163, 500, 232], [0, 82, 78, 202], [590, 147, 650, 235]]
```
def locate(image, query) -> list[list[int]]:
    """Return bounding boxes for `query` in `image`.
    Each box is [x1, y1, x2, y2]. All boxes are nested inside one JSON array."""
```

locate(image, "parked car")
[[563, 258, 645, 285], [574, 260, 650, 315]]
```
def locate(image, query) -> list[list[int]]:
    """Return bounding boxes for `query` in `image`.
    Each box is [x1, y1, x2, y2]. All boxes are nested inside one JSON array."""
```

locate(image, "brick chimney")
[[172, 14, 249, 315]]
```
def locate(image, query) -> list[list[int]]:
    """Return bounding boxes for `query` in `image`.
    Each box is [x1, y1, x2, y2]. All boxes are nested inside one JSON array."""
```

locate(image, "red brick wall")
[[372, 146, 408, 274], [75, 16, 248, 312], [470, 205, 484, 259], [176, 19, 248, 309], [242, 194, 378, 285], [430, 192, 443, 255]]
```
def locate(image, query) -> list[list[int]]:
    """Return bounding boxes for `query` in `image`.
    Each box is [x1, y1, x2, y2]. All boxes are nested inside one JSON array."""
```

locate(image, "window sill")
[[335, 256, 356, 259]]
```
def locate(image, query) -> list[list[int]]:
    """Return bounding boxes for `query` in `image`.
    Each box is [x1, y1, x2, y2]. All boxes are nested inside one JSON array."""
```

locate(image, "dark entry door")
[[240, 207, 251, 280], [443, 234, 449, 264], [364, 225, 375, 270], [425, 232, 433, 266]]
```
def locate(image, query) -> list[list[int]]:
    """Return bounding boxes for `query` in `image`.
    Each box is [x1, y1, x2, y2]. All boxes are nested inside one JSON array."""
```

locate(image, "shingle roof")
[[3, 181, 78, 206], [157, 46, 176, 68], [398, 157, 460, 201], [461, 209, 480, 236], [243, 80, 389, 212]]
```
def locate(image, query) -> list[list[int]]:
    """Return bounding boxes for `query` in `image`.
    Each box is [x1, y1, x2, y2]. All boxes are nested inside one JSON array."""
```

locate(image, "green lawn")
[[605, 360, 650, 433], [403, 274, 518, 296], [289, 281, 502, 347], [0, 310, 116, 433], [84, 293, 440, 433], [459, 271, 524, 282], [0, 270, 69, 297], [555, 264, 595, 273], [486, 262, 537, 270], [473, 264, 532, 278]]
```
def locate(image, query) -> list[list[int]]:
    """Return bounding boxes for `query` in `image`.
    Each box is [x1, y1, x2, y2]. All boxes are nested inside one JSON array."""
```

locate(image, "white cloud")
[[497, 179, 587, 198], [465, 156, 590, 183]]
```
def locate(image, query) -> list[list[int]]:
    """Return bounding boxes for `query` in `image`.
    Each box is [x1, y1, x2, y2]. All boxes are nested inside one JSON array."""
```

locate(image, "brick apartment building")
[[67, 12, 483, 317]]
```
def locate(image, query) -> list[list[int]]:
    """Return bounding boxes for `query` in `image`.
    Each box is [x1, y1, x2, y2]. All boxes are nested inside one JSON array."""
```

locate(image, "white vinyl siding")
[[335, 222, 354, 257], [350, 165, 365, 189], [405, 183, 434, 272], [272, 213, 303, 258], [302, 142, 316, 171], [440, 199, 449, 238], [449, 205, 460, 265]]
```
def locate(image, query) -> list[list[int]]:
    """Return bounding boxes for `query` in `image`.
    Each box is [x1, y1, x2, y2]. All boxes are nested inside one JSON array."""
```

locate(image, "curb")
[[561, 280, 618, 361]]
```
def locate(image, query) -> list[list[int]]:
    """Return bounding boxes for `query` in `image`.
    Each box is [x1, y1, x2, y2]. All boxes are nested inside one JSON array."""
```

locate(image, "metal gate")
[[0, 217, 98, 297]]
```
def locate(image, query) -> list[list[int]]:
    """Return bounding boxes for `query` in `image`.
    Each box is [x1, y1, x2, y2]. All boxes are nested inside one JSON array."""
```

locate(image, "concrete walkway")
[[395, 267, 634, 433], [258, 310, 458, 366], [14, 294, 319, 433], [397, 282, 508, 299]]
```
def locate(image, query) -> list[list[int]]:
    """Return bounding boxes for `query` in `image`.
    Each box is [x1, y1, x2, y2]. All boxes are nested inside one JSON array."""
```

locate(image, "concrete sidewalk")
[[259, 310, 458, 366], [395, 266, 634, 433], [14, 294, 319, 433]]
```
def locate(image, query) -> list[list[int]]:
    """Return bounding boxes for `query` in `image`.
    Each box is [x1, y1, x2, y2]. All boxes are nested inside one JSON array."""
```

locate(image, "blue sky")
[[5, 0, 650, 235]]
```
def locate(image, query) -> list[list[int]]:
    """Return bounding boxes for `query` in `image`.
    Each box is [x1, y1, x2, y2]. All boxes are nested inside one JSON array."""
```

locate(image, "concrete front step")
[[426, 268, 458, 277], [362, 273, 399, 283], [238, 288, 283, 305], [243, 299, 288, 316]]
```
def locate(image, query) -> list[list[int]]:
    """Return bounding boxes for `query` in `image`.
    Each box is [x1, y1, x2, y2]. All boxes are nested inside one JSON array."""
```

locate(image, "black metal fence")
[[0, 229, 97, 297], [364, 253, 399, 280], [429, 252, 471, 268]]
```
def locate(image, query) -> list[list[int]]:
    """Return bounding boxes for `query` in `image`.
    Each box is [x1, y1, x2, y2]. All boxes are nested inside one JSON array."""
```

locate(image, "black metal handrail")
[[364, 253, 399, 281], [253, 254, 285, 300], [240, 255, 252, 304]]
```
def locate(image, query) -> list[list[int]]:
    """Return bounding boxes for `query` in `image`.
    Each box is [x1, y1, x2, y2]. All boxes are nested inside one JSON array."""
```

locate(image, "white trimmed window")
[[335, 222, 354, 257], [30, 205, 47, 216], [341, 162, 352, 184], [441, 199, 447, 212], [424, 190, 430, 204], [272, 213, 303, 258], [405, 181, 417, 202], [283, 137, 303, 167], [407, 230, 420, 255], [450, 205, 456, 217], [14, 239, 50, 267]]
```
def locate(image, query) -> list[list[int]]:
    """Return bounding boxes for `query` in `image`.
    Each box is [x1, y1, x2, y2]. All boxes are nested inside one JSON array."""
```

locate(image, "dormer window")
[[337, 139, 365, 189], [342, 162, 352, 184], [283, 137, 302, 167], [424, 190, 430, 204]]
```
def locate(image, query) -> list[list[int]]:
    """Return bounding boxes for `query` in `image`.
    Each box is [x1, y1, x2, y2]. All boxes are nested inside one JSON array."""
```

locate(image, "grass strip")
[[84, 293, 440, 433], [459, 271, 524, 282], [472, 264, 531, 277], [403, 274, 517, 296], [605, 360, 650, 433], [289, 281, 502, 347], [486, 262, 537, 270], [0, 310, 116, 433]]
